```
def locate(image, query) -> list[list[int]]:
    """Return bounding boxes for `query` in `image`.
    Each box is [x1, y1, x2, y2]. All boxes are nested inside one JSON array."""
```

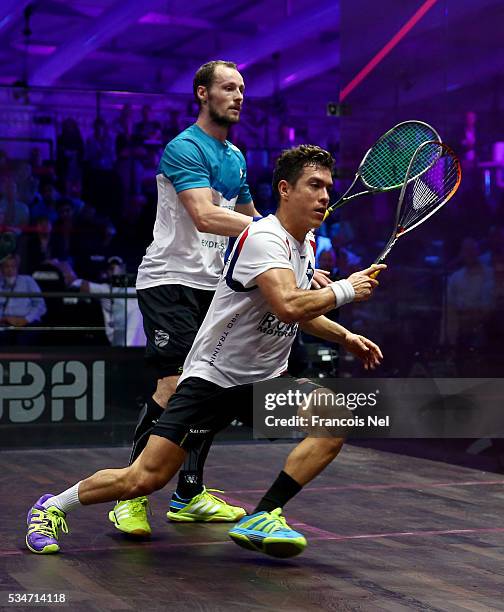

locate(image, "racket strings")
[[360, 122, 439, 190], [399, 148, 461, 231]]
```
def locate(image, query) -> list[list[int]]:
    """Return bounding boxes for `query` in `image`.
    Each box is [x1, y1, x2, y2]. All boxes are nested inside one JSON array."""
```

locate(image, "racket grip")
[[370, 255, 387, 279]]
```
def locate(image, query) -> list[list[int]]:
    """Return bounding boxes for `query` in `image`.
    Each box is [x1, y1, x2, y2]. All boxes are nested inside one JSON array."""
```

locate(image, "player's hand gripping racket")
[[370, 140, 462, 278], [324, 120, 441, 220]]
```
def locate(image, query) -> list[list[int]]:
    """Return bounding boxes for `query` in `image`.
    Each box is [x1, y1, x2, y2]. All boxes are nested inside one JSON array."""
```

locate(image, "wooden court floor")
[[1, 442, 504, 611]]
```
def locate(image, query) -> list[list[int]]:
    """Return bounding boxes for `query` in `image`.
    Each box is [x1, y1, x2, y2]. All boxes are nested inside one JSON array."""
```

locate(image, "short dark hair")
[[272, 145, 334, 201], [193, 60, 238, 106]]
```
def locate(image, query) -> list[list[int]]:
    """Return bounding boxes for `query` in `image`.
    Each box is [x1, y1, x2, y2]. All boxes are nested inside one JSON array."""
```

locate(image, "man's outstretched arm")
[[255, 264, 386, 324]]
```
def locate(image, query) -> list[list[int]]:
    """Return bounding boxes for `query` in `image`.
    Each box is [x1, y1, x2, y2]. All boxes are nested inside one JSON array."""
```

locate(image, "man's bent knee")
[[127, 470, 165, 498]]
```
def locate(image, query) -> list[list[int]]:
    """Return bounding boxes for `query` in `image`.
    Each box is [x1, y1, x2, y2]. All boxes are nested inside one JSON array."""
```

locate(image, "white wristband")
[[328, 279, 355, 308]]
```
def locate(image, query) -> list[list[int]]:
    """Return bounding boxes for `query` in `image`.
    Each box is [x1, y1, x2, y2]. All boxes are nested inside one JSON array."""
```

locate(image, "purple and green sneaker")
[[26, 494, 68, 554]]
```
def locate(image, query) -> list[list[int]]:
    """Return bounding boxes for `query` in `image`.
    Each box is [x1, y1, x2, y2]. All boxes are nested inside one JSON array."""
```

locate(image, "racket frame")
[[374, 140, 462, 265], [325, 120, 441, 218]]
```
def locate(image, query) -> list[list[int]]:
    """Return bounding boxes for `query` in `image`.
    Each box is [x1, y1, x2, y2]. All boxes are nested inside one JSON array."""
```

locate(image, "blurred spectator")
[[71, 203, 109, 278], [71, 256, 145, 347], [29, 147, 56, 182], [481, 226, 504, 350], [162, 109, 181, 143], [52, 198, 77, 261], [30, 181, 60, 223], [16, 163, 39, 206], [116, 194, 154, 268], [86, 118, 115, 171], [63, 178, 85, 214], [19, 215, 66, 273], [115, 104, 144, 200], [56, 118, 84, 183], [461, 111, 477, 168], [0, 177, 30, 234], [317, 221, 361, 270], [32, 258, 107, 346], [0, 253, 46, 344], [317, 248, 338, 278], [446, 238, 494, 347], [134, 105, 161, 145], [115, 103, 134, 157], [253, 179, 275, 216], [480, 225, 504, 267]]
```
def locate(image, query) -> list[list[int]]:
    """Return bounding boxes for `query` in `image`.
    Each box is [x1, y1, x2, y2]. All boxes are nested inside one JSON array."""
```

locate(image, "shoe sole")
[[229, 532, 306, 558], [108, 511, 151, 537], [25, 536, 59, 554], [166, 510, 246, 523]]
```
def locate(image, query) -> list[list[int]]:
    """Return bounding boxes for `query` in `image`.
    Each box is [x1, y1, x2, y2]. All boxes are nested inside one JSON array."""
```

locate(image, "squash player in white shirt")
[[26, 145, 385, 558]]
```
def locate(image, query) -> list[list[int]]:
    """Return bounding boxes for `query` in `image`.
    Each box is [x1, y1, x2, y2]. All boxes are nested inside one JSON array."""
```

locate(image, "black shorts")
[[137, 285, 214, 377], [151, 376, 320, 449]]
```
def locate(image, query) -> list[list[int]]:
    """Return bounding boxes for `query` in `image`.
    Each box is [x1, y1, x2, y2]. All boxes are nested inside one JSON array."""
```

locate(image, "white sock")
[[43, 482, 82, 514]]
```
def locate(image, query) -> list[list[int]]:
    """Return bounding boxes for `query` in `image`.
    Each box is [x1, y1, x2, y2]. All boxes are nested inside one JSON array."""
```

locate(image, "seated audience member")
[[56, 118, 84, 183], [63, 256, 145, 347], [316, 221, 362, 270], [16, 162, 40, 207], [446, 238, 494, 347], [161, 109, 181, 143], [480, 226, 504, 267], [63, 178, 85, 215], [31, 182, 60, 224], [70, 204, 110, 279], [52, 198, 77, 262], [29, 147, 56, 183], [19, 216, 59, 273], [86, 118, 115, 171], [0, 253, 46, 345], [115, 105, 144, 200], [317, 248, 338, 279], [134, 105, 161, 145], [0, 177, 30, 234], [253, 179, 275, 216]]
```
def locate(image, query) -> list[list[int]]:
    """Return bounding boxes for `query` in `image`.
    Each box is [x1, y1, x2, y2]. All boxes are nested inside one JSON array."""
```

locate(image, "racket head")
[[396, 140, 461, 237], [358, 120, 441, 191]]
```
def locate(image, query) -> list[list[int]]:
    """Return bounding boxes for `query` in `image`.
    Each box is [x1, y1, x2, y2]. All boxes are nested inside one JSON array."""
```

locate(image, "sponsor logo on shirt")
[[154, 329, 170, 348], [257, 312, 298, 338], [209, 314, 240, 366], [201, 238, 226, 252]]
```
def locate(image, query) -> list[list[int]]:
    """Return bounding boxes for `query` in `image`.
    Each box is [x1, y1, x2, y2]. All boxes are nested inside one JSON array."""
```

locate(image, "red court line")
[[224, 479, 504, 496], [0, 539, 235, 557], [300, 525, 504, 542], [215, 494, 504, 543], [5, 526, 504, 558]]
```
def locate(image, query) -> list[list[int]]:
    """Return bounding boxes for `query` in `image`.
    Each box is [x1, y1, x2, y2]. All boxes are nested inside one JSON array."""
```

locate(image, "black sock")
[[175, 436, 213, 499], [253, 471, 302, 514], [128, 396, 165, 466]]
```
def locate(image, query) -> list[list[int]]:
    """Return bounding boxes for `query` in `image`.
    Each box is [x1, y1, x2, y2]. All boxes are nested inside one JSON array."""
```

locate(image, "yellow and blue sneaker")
[[167, 487, 246, 523], [26, 494, 69, 554], [108, 497, 151, 536], [228, 508, 307, 558]]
